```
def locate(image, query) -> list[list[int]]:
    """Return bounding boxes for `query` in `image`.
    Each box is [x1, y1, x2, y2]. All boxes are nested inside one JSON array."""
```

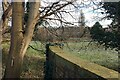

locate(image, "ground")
[[21, 56, 45, 78], [63, 42, 119, 71], [2, 41, 46, 79], [1, 40, 119, 78]]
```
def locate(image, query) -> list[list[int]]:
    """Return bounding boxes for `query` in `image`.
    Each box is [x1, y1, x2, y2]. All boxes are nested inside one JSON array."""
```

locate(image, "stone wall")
[[45, 45, 119, 79]]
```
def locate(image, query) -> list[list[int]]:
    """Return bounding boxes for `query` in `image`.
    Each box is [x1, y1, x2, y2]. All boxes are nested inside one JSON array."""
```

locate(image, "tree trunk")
[[0, 1, 12, 44], [20, 1, 40, 58], [4, 1, 40, 78], [2, 1, 12, 34], [2, 0, 9, 29], [3, 2, 24, 78], [0, 21, 2, 45]]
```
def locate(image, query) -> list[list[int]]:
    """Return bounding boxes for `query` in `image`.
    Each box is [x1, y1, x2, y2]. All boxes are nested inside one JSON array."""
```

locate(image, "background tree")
[[90, 21, 118, 50], [101, 1, 120, 50], [78, 9, 85, 27], [78, 10, 86, 37], [90, 22, 104, 44], [0, 0, 12, 45], [90, 1, 120, 50]]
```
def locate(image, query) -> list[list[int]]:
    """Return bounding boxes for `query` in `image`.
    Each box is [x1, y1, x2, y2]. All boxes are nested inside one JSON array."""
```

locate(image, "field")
[[2, 41, 46, 78], [63, 41, 119, 71], [28, 41, 119, 71], [2, 40, 119, 78]]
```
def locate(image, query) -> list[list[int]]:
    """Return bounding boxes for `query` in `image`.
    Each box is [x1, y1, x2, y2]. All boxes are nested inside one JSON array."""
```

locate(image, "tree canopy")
[[90, 22, 104, 44], [101, 1, 120, 50], [90, 2, 120, 50]]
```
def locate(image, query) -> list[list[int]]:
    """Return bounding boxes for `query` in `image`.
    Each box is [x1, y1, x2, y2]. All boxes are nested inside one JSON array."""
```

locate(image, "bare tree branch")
[[40, 1, 73, 19], [45, 18, 74, 25], [29, 45, 44, 52]]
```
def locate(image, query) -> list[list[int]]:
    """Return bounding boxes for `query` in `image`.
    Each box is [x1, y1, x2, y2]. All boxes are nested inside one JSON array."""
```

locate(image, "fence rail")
[[45, 45, 119, 79]]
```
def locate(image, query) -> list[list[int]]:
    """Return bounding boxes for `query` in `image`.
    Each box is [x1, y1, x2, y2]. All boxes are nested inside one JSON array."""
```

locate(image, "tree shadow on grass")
[[21, 56, 45, 79], [2, 47, 46, 79]]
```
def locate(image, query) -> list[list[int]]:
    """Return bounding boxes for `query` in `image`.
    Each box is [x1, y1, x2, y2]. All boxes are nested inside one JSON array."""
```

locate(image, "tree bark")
[[20, 1, 40, 58], [0, 1, 12, 44], [2, 1, 12, 34], [3, 2, 24, 78], [0, 21, 2, 45], [3, 1, 40, 78], [2, 0, 9, 29]]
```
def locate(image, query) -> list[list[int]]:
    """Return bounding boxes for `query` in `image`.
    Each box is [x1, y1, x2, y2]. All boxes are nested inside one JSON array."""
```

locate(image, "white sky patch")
[[41, 0, 112, 27], [0, 2, 2, 19], [102, 0, 120, 2], [83, 5, 112, 27], [72, 0, 112, 27], [0, 0, 113, 28], [84, 10, 112, 27]]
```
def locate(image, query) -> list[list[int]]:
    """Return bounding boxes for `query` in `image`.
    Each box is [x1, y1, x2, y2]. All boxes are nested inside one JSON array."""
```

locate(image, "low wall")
[[45, 45, 119, 79]]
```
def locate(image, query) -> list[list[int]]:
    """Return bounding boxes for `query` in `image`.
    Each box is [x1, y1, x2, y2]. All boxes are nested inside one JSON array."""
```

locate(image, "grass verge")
[[63, 42, 119, 71], [2, 41, 46, 78]]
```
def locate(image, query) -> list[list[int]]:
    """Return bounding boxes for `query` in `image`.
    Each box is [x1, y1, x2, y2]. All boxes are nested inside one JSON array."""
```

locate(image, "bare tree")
[[1, 0, 77, 78], [3, 1, 40, 78], [0, 0, 12, 45], [1, 0, 102, 78]]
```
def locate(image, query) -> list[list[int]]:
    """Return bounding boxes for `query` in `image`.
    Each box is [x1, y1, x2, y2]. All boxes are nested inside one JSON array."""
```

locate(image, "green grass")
[[2, 41, 46, 78], [21, 41, 46, 78], [26, 41, 46, 57], [21, 56, 45, 78], [2, 40, 119, 78], [63, 42, 119, 71]]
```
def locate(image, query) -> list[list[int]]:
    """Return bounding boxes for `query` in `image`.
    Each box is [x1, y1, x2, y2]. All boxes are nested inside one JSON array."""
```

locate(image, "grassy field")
[[21, 41, 46, 78], [2, 40, 119, 78], [2, 41, 46, 78], [63, 42, 119, 71]]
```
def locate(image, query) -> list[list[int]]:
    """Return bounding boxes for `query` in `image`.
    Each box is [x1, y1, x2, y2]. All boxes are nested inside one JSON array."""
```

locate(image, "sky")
[[0, 0, 115, 27], [0, 2, 2, 19], [41, 0, 113, 27], [79, 2, 112, 27]]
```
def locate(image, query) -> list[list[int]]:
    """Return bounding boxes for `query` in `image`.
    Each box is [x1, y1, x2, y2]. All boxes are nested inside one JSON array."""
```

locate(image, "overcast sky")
[[41, 0, 112, 27], [0, 0, 114, 27]]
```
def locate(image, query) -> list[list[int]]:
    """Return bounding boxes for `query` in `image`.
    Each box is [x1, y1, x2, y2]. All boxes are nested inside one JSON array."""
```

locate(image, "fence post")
[[44, 43, 50, 80], [44, 43, 55, 80]]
